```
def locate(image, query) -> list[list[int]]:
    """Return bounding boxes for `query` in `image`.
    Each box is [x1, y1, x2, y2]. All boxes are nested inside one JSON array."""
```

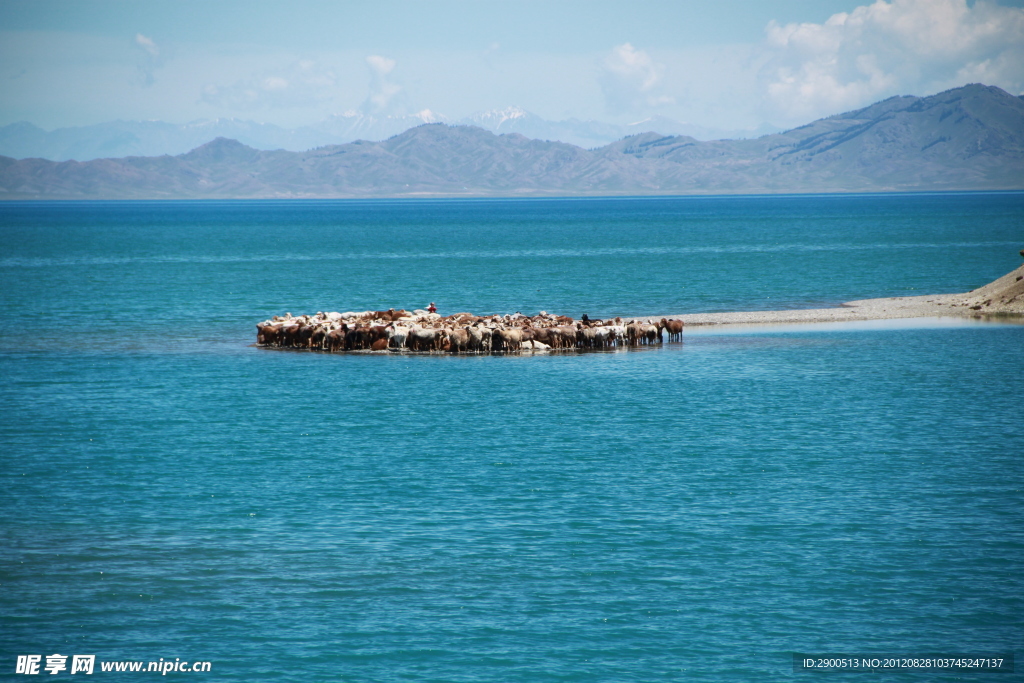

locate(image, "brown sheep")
[[625, 322, 641, 346], [281, 324, 302, 347], [256, 323, 281, 346], [530, 327, 552, 346], [447, 327, 470, 354], [310, 326, 327, 350], [548, 326, 575, 349], [326, 328, 345, 353], [492, 327, 523, 353], [660, 318, 684, 342]]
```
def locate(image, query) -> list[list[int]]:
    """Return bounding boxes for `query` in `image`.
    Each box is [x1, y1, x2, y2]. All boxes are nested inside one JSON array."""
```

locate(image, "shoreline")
[[636, 263, 1024, 328]]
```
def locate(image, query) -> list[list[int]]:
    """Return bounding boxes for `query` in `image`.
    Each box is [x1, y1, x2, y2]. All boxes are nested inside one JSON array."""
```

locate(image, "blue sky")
[[2, 0, 1023, 131]]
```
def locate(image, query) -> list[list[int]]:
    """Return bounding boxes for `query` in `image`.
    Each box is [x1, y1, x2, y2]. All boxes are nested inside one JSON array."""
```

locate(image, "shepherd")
[[427, 302, 437, 314]]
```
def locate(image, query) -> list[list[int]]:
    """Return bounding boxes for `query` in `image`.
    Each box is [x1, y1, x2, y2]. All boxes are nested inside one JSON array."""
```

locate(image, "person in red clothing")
[[427, 302, 437, 314]]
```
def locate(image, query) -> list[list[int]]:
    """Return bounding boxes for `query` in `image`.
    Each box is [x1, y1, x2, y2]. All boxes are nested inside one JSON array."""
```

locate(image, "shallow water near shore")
[[1, 194, 1023, 681]]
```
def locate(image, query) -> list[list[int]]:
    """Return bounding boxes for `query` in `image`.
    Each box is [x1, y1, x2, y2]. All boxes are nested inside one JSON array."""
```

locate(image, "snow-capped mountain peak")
[[465, 106, 531, 127]]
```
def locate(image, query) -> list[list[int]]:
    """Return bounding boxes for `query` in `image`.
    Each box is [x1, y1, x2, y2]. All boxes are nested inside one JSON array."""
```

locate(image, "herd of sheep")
[[256, 308, 685, 354]]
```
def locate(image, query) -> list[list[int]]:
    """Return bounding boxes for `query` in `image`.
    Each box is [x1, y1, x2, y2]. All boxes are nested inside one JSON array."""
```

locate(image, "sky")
[[1, 0, 1023, 132]]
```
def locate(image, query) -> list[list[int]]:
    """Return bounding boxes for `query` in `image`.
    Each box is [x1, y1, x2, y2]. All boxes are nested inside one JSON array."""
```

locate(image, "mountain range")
[[0, 108, 772, 162], [1, 84, 1021, 199]]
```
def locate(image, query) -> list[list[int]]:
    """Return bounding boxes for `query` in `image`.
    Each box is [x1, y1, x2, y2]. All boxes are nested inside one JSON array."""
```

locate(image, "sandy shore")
[[637, 263, 1024, 328]]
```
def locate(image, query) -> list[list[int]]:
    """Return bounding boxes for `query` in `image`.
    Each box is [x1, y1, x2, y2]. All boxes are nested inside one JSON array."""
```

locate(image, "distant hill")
[[0, 109, 763, 162], [1, 84, 1021, 199]]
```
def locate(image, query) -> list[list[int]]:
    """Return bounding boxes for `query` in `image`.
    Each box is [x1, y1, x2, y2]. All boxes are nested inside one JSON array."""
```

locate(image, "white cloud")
[[200, 59, 341, 111], [599, 42, 674, 115], [362, 54, 404, 114], [365, 55, 395, 76], [133, 33, 162, 86], [759, 0, 1024, 126], [135, 34, 158, 57]]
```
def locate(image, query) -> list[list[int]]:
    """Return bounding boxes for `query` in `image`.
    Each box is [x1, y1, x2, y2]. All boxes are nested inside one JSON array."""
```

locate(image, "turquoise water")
[[1, 194, 1022, 681]]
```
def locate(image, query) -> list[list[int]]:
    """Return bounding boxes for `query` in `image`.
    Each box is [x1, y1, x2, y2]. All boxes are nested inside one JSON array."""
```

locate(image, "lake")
[[1, 194, 1022, 681]]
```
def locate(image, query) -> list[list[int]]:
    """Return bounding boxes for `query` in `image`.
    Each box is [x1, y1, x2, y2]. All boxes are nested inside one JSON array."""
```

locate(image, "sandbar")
[[638, 263, 1024, 328]]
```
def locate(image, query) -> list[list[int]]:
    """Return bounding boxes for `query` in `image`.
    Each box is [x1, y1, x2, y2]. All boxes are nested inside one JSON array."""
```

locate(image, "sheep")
[[660, 318, 684, 341], [447, 327, 470, 354], [386, 323, 410, 349], [491, 327, 523, 354], [407, 326, 439, 352], [258, 307, 685, 355]]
